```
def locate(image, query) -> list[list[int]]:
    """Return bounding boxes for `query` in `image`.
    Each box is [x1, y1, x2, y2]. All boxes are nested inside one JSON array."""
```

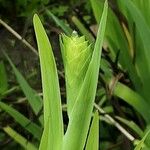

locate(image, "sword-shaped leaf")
[[3, 126, 38, 150], [4, 52, 42, 116], [33, 14, 63, 150], [0, 101, 42, 140]]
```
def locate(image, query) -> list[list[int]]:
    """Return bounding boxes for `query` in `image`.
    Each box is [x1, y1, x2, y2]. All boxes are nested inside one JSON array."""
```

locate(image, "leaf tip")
[[33, 14, 40, 25]]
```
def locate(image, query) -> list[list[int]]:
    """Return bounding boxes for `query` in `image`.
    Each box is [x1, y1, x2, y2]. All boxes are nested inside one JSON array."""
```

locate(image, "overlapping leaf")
[[62, 1, 108, 149]]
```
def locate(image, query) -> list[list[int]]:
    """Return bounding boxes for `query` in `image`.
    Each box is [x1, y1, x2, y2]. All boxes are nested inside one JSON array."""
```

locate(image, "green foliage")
[[89, 0, 150, 148], [46, 10, 73, 35], [0, 101, 42, 140], [62, 2, 107, 149], [32, 1, 107, 149], [60, 33, 93, 116], [2, 0, 150, 149], [0, 61, 8, 95], [134, 130, 150, 150], [3, 126, 38, 150], [33, 14, 64, 150], [85, 111, 99, 150], [4, 52, 43, 116], [114, 82, 150, 123]]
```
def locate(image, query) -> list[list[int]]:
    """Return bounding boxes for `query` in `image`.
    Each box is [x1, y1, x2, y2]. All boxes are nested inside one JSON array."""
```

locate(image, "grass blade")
[[33, 14, 63, 150], [4, 52, 42, 116], [3, 126, 37, 150], [114, 82, 150, 123], [0, 101, 42, 140], [46, 10, 73, 35]]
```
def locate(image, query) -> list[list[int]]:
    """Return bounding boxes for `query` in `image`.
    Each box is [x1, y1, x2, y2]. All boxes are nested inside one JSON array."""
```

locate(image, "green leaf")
[[33, 14, 63, 150], [3, 126, 37, 150], [116, 116, 144, 138], [113, 82, 150, 123], [131, 0, 150, 28], [0, 61, 8, 95], [46, 10, 73, 35], [0, 101, 42, 140], [117, 0, 150, 104], [90, 0, 142, 93], [85, 111, 99, 150], [134, 129, 150, 150], [62, 1, 108, 149], [4, 52, 42, 116], [90, 0, 104, 24], [38, 118, 49, 150]]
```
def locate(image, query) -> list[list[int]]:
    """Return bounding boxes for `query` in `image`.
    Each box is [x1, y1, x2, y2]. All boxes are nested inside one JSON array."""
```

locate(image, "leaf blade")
[[0, 101, 42, 140], [3, 126, 37, 150], [33, 14, 63, 150], [4, 52, 42, 116], [85, 111, 99, 150]]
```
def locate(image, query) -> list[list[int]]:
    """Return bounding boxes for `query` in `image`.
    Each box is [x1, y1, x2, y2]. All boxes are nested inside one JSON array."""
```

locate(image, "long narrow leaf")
[[85, 111, 99, 150], [117, 0, 150, 104], [0, 101, 42, 140], [39, 118, 49, 150], [46, 10, 73, 35], [3, 126, 37, 150], [90, 0, 104, 24], [33, 14, 63, 150], [90, 0, 142, 92], [114, 82, 150, 123], [4, 52, 42, 116], [0, 61, 8, 94]]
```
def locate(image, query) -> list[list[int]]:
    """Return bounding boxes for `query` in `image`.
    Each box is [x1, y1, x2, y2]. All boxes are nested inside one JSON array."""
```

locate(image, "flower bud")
[[60, 32, 93, 115]]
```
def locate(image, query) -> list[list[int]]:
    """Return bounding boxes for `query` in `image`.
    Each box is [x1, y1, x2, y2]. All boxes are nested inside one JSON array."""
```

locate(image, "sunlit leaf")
[[33, 14, 64, 150]]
